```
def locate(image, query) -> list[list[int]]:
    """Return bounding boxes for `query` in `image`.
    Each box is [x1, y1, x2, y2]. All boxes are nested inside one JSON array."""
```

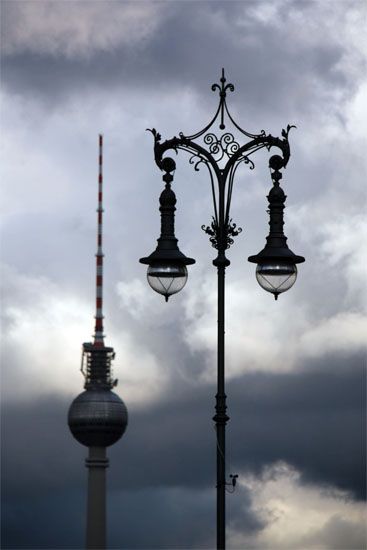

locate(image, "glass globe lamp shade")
[[147, 263, 188, 301], [255, 263, 297, 300]]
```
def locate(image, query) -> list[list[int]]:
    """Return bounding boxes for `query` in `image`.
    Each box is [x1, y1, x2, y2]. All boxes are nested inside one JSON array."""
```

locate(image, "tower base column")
[[85, 446, 109, 550]]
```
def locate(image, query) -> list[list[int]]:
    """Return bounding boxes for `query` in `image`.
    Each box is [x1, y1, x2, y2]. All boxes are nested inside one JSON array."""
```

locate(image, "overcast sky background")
[[1, 1, 366, 549]]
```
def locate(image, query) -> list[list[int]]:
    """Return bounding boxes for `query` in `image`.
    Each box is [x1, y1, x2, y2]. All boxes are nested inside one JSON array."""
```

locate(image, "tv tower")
[[68, 135, 128, 550]]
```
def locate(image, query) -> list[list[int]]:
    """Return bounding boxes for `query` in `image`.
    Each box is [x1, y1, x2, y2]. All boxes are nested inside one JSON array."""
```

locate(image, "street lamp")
[[141, 163, 195, 301], [140, 70, 304, 549]]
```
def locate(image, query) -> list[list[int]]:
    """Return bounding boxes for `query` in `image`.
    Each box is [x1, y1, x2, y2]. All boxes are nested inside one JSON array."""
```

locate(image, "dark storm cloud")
[[112, 352, 366, 500], [2, 353, 365, 547], [2, 485, 262, 549], [230, 355, 366, 500], [1, 389, 260, 548], [108, 486, 263, 549], [2, 491, 84, 549], [1, 0, 362, 118], [2, 354, 364, 498]]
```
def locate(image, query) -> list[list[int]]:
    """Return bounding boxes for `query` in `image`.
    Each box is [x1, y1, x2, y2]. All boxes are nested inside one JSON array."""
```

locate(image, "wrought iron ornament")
[[147, 69, 295, 257], [201, 217, 242, 250]]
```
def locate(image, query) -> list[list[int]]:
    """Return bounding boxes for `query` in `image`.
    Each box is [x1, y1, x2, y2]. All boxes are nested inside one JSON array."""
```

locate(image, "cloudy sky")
[[1, 0, 366, 548]]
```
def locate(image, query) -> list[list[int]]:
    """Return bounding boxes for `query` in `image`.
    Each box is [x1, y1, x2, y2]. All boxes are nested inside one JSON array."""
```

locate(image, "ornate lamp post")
[[140, 70, 304, 549]]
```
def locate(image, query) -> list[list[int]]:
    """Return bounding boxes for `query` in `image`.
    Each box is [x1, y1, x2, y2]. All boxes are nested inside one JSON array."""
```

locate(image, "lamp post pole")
[[214, 253, 228, 549], [140, 70, 304, 549], [213, 172, 231, 549]]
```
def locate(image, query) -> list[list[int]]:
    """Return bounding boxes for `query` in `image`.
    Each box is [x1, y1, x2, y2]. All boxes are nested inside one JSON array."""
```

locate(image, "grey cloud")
[[1, 1, 167, 57], [1, 1, 366, 548], [2, 0, 364, 120], [300, 514, 367, 550]]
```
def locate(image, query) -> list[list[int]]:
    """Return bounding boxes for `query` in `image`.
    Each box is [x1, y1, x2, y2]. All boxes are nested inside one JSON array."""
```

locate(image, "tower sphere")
[[68, 389, 128, 447]]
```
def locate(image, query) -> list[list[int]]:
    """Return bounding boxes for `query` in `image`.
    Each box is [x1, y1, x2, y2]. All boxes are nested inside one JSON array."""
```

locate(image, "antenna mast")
[[80, 134, 113, 388], [94, 134, 104, 347]]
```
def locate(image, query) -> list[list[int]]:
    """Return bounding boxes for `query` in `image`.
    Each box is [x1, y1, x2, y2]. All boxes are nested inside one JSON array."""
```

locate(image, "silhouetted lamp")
[[248, 155, 304, 299], [139, 70, 305, 550], [140, 157, 195, 301]]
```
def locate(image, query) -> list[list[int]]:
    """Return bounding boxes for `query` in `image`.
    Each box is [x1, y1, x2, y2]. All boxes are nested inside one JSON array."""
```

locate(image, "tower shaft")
[[86, 447, 109, 549]]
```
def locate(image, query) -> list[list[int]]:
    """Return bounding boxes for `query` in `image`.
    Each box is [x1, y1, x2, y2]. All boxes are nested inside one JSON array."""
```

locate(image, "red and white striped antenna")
[[94, 134, 104, 347]]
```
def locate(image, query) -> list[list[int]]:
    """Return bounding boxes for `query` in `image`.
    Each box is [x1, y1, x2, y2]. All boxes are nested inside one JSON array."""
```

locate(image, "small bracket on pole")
[[225, 474, 239, 493], [229, 474, 238, 487]]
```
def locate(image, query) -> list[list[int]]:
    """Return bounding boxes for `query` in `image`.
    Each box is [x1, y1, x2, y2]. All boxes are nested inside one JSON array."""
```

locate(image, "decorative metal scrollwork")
[[203, 132, 240, 163], [202, 217, 242, 250], [202, 217, 219, 249], [237, 154, 255, 170], [148, 127, 161, 144], [226, 219, 242, 248], [189, 151, 208, 172], [282, 124, 297, 140]]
